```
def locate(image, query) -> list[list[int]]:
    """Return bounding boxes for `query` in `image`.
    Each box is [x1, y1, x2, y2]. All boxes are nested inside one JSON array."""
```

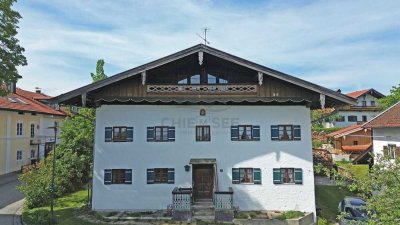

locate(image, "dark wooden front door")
[[193, 164, 214, 200]]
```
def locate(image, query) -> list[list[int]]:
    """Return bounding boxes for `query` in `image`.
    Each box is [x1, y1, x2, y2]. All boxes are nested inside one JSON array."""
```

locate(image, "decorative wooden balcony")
[[213, 187, 233, 210], [147, 84, 257, 94]]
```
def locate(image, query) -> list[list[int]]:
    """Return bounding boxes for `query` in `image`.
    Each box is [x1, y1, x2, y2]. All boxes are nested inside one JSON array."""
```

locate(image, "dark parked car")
[[338, 197, 369, 225]]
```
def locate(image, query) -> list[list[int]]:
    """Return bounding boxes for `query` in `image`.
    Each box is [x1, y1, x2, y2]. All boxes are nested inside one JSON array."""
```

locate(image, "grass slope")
[[315, 185, 352, 222]]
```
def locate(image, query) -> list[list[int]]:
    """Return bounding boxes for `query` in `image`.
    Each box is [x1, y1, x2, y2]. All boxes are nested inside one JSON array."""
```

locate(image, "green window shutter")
[[167, 168, 175, 184], [147, 127, 155, 142], [294, 168, 303, 184], [168, 127, 175, 142], [293, 125, 301, 141], [252, 126, 260, 141], [125, 169, 132, 184], [253, 168, 261, 184], [105, 127, 113, 142], [271, 125, 279, 140], [104, 169, 112, 185], [232, 168, 240, 184], [273, 168, 282, 184], [147, 169, 154, 184], [127, 127, 134, 142], [231, 126, 239, 141]]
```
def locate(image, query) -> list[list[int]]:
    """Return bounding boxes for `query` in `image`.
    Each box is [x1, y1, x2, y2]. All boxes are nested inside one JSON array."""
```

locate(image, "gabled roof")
[[327, 124, 364, 138], [363, 101, 400, 128], [16, 88, 52, 100], [54, 44, 356, 106], [342, 144, 372, 152], [346, 88, 385, 99], [0, 88, 67, 116]]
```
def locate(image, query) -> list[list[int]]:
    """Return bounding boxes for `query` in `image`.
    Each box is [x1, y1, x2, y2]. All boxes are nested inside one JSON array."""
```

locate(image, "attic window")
[[219, 78, 228, 84], [7, 97, 17, 103], [207, 74, 217, 84], [178, 78, 188, 84], [190, 75, 200, 84]]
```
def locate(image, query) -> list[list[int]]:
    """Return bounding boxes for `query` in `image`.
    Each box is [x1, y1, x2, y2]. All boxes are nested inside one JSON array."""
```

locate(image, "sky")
[[14, 0, 400, 96]]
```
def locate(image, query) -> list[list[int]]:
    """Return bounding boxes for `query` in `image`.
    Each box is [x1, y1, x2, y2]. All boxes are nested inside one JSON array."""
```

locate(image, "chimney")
[[336, 89, 341, 93], [35, 87, 41, 94], [8, 82, 16, 93]]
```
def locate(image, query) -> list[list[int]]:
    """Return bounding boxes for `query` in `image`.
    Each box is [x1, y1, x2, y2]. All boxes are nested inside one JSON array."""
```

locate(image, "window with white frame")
[[17, 122, 23, 136], [17, 150, 23, 161]]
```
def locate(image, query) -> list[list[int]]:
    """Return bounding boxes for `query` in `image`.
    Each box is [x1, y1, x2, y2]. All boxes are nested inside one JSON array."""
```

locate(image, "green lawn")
[[315, 185, 352, 223], [23, 190, 107, 225], [336, 161, 369, 180]]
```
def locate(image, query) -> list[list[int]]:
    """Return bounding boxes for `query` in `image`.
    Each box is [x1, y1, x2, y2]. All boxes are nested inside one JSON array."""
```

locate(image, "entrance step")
[[193, 201, 214, 220]]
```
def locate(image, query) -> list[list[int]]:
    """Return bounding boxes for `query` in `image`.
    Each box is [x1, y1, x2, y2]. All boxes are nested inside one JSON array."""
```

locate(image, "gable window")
[[104, 126, 133, 142], [362, 115, 367, 122], [232, 168, 261, 184], [104, 169, 132, 185], [371, 101, 376, 107], [271, 125, 301, 141], [30, 123, 35, 138], [207, 74, 217, 84], [17, 122, 23, 136], [147, 168, 175, 184], [387, 144, 396, 159], [273, 168, 303, 184], [362, 101, 367, 107], [147, 126, 175, 142], [178, 78, 188, 84], [196, 126, 210, 141], [348, 116, 357, 122], [231, 125, 260, 141], [30, 149, 36, 159], [16, 150, 22, 161], [219, 78, 228, 84], [353, 141, 358, 145], [190, 74, 200, 84]]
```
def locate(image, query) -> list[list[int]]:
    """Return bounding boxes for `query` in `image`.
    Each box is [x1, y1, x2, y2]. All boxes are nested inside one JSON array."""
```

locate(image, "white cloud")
[[14, 0, 400, 96]]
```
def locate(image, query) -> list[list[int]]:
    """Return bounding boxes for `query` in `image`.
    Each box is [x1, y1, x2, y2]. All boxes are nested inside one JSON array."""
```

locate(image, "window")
[[190, 74, 200, 84], [147, 126, 175, 142], [30, 149, 36, 159], [271, 125, 301, 141], [336, 116, 345, 122], [154, 168, 168, 183], [178, 78, 188, 84], [353, 141, 358, 145], [147, 168, 175, 184], [388, 144, 396, 159], [362, 115, 367, 122], [105, 127, 133, 142], [219, 78, 228, 84], [155, 126, 169, 141], [371, 101, 376, 107], [207, 74, 217, 84], [273, 168, 303, 184], [17, 122, 23, 136], [196, 126, 210, 141], [30, 123, 35, 138], [362, 101, 367, 107], [104, 169, 132, 185], [348, 116, 357, 122], [232, 168, 261, 184], [16, 150, 22, 161], [231, 125, 260, 141], [113, 126, 127, 141]]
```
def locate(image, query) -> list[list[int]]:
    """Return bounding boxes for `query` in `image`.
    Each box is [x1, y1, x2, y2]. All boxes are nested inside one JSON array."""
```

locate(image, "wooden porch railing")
[[213, 187, 233, 210], [172, 187, 192, 211], [147, 84, 257, 94]]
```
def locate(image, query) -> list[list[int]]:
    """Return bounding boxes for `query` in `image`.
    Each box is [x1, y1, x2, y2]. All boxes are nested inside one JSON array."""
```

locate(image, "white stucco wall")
[[354, 94, 380, 107], [335, 111, 379, 127], [372, 128, 400, 157], [92, 105, 316, 215]]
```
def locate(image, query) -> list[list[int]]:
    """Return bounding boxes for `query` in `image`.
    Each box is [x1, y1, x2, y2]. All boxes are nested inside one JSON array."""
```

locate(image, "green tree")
[[90, 59, 107, 82], [379, 84, 400, 109], [316, 155, 400, 224], [0, 0, 27, 95]]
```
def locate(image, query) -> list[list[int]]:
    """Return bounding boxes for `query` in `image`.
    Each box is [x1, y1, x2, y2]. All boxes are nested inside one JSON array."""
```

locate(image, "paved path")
[[314, 175, 336, 186], [0, 172, 24, 225]]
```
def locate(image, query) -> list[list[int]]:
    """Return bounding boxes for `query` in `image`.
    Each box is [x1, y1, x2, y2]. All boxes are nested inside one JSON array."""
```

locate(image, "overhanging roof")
[[54, 44, 356, 106]]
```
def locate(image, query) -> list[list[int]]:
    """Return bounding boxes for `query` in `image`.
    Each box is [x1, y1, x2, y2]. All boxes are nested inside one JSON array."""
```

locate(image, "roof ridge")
[[362, 101, 400, 128]]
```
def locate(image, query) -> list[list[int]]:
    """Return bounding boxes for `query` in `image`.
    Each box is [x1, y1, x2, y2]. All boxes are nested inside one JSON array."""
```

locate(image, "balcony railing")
[[214, 187, 233, 210], [172, 187, 192, 211], [147, 84, 257, 94]]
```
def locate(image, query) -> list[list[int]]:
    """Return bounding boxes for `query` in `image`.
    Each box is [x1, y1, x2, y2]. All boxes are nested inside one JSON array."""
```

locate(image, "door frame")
[[192, 164, 214, 200]]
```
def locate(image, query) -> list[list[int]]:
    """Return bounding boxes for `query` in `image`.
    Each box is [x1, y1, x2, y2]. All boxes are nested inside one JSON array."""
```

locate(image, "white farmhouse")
[[363, 101, 400, 160], [55, 44, 355, 222]]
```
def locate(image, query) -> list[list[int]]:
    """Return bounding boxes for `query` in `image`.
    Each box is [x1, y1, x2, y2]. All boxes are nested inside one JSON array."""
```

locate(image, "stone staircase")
[[192, 199, 214, 221]]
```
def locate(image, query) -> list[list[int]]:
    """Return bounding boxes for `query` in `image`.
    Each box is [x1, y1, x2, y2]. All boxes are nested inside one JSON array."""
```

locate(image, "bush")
[[18, 150, 85, 208], [313, 139, 323, 148], [312, 127, 342, 133], [276, 211, 304, 220]]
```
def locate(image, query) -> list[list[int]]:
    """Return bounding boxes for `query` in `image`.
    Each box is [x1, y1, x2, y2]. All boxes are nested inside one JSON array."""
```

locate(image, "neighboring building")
[[55, 44, 355, 220], [0, 87, 67, 175], [333, 89, 385, 127], [327, 125, 372, 164], [363, 101, 400, 160]]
